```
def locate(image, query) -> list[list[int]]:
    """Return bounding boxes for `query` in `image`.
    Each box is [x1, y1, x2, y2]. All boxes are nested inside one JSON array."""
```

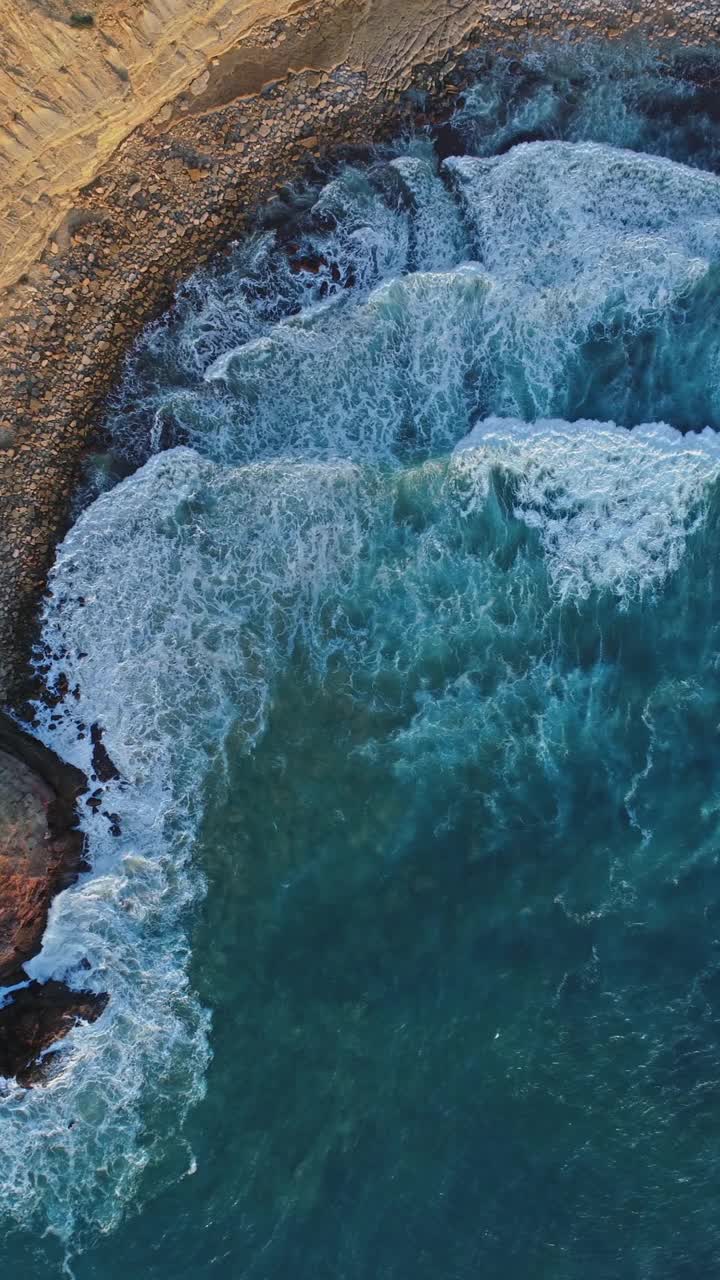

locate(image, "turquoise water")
[[6, 42, 720, 1278]]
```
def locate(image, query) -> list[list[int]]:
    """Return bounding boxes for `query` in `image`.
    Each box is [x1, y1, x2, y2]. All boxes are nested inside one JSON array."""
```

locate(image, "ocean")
[[4, 41, 720, 1278]]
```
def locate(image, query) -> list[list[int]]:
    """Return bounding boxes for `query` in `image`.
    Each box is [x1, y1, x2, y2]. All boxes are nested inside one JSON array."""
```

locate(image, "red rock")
[[0, 712, 87, 988], [0, 712, 107, 1085]]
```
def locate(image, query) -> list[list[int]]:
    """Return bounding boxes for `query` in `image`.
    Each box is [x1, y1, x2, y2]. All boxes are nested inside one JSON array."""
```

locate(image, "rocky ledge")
[[0, 711, 105, 1086]]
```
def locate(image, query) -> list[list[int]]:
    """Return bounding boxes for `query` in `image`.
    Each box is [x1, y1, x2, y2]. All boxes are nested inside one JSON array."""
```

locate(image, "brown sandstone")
[[0, 708, 100, 1086]]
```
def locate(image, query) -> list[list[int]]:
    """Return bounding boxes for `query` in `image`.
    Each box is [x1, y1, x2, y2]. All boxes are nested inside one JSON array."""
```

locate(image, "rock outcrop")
[[0, 710, 103, 1086], [0, 709, 86, 988], [0, 980, 107, 1087]]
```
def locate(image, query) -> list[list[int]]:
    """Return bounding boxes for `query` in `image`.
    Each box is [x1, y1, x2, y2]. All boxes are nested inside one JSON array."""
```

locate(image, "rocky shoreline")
[[2, 0, 720, 706], [0, 710, 106, 1085], [1, 0, 497, 1091]]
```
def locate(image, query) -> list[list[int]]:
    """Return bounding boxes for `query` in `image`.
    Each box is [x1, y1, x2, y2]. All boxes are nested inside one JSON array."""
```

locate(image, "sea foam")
[[7, 99, 720, 1252]]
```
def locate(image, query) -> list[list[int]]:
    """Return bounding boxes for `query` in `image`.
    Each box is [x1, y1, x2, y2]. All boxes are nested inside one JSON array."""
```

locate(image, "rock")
[[289, 252, 328, 275], [90, 721, 121, 782], [0, 980, 108, 1087], [0, 711, 107, 1086], [0, 710, 86, 988]]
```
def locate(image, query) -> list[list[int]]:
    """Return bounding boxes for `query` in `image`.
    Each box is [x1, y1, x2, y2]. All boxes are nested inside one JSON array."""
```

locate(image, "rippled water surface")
[[6, 42, 720, 1278]]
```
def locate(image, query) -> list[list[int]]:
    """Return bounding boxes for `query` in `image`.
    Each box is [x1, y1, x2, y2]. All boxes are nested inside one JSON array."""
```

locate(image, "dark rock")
[[90, 721, 121, 782], [289, 252, 328, 275], [0, 708, 84, 803], [0, 981, 108, 1087]]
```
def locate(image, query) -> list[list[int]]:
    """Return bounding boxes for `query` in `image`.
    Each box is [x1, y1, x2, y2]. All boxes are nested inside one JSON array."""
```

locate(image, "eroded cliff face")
[[0, 0, 491, 295], [2, 0, 304, 294]]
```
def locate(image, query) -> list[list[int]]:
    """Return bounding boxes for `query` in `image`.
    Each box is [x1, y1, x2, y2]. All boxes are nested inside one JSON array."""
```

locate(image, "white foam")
[[9, 133, 720, 1248], [453, 416, 720, 601], [443, 142, 720, 414], [0, 446, 377, 1243], [389, 155, 469, 270], [445, 142, 720, 288], [201, 265, 499, 465], [305, 164, 410, 292], [124, 143, 720, 472]]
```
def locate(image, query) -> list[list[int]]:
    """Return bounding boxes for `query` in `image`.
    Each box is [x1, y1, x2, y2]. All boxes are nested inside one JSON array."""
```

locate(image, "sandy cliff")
[[2, 0, 716, 301], [1, 0, 308, 294], [0, 0, 525, 296]]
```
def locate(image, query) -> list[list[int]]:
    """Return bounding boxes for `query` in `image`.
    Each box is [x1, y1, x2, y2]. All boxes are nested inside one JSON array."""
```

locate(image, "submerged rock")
[[0, 980, 108, 1087]]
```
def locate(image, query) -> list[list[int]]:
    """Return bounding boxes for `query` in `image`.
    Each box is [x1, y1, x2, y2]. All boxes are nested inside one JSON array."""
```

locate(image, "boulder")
[[0, 710, 86, 987], [0, 980, 108, 1086], [0, 709, 108, 1085]]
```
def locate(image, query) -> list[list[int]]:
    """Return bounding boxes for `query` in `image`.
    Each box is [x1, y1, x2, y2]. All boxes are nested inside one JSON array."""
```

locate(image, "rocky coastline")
[[0, 710, 105, 1085], [1, 0, 720, 1085], [2, 0, 719, 706]]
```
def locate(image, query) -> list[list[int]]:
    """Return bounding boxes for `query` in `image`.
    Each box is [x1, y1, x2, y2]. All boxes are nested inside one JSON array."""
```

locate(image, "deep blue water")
[[5, 40, 720, 1279]]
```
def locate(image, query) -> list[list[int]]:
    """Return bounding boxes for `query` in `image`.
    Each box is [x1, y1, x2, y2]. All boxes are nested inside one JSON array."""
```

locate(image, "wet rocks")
[[0, 981, 108, 1087], [90, 721, 121, 783], [0, 710, 107, 1087]]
